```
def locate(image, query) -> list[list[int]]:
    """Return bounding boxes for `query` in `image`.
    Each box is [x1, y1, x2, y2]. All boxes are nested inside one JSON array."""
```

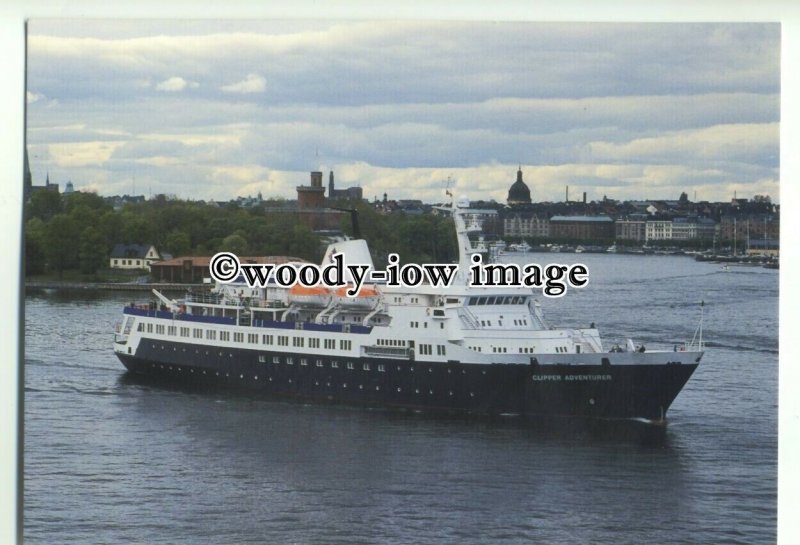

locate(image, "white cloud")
[[24, 21, 780, 203], [48, 140, 126, 167], [155, 76, 198, 92], [221, 73, 266, 94], [587, 123, 779, 165], [26, 90, 45, 103]]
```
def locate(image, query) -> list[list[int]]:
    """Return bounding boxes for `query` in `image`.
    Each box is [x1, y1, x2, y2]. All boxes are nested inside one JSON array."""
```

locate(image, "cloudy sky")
[[25, 20, 780, 204]]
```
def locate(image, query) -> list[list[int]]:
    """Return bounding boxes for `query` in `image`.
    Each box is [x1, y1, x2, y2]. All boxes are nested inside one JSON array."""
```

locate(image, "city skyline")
[[25, 21, 780, 204]]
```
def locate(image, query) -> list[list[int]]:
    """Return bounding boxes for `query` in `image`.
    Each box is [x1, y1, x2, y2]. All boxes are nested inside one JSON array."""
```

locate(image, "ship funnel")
[[320, 239, 375, 282]]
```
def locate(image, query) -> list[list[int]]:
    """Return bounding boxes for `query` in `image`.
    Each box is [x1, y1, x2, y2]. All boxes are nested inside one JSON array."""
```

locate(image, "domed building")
[[507, 167, 531, 205]]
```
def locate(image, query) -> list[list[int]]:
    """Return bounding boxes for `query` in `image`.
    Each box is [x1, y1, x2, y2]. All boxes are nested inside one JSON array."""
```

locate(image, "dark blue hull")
[[117, 338, 698, 422]]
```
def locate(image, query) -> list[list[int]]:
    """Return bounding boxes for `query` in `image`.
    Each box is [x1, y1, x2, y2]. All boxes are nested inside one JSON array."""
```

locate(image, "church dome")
[[507, 168, 531, 205]]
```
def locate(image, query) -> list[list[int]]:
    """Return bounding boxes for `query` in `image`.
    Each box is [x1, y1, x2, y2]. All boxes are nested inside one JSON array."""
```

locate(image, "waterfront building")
[[506, 167, 532, 205], [670, 217, 698, 241], [645, 220, 673, 241], [503, 211, 549, 239], [615, 218, 647, 242], [110, 244, 162, 271], [327, 171, 364, 201], [150, 255, 304, 283], [719, 214, 779, 243], [296, 171, 327, 210], [549, 215, 614, 241]]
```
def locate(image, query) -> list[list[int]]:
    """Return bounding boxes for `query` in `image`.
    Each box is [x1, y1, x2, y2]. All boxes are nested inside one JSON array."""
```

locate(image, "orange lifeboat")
[[288, 285, 332, 307], [334, 284, 381, 308]]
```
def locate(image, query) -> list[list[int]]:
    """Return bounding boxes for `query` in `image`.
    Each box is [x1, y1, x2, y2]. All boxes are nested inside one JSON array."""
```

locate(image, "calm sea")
[[24, 254, 778, 544]]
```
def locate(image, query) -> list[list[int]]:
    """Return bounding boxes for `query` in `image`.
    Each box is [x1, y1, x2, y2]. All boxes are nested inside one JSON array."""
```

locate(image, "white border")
[[3, 3, 797, 545]]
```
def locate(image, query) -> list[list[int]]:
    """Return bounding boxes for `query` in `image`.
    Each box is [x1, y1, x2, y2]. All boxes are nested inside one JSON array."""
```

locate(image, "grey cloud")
[[25, 21, 780, 202]]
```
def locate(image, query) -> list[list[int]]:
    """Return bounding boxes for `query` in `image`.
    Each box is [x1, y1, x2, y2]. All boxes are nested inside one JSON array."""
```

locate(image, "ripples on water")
[[24, 255, 777, 544]]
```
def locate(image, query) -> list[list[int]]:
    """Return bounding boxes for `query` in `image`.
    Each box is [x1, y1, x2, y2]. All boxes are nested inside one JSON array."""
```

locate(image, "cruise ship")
[[113, 196, 703, 423]]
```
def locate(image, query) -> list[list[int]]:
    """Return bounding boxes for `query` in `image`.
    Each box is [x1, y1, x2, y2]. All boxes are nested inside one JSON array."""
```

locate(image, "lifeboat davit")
[[335, 284, 381, 308], [288, 285, 332, 308]]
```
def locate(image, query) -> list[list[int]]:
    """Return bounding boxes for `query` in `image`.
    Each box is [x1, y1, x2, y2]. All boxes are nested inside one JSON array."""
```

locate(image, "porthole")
[[397, 387, 402, 392]]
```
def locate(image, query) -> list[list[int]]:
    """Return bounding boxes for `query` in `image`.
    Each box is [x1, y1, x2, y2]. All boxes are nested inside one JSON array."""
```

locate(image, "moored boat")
[[113, 194, 703, 424]]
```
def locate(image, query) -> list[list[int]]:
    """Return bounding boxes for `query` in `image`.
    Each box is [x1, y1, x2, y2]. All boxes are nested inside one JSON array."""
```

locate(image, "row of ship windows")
[[257, 355, 383, 371], [468, 346, 561, 354], [468, 296, 528, 306], [377, 338, 407, 347], [139, 322, 352, 351], [151, 363, 483, 397], [393, 296, 422, 304], [254, 355, 461, 371], [409, 321, 445, 329], [418, 344, 447, 356], [376, 339, 446, 356], [139, 323, 449, 358], [477, 319, 529, 328]]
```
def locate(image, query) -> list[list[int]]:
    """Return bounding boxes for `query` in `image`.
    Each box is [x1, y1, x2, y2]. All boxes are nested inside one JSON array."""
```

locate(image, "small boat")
[[288, 284, 332, 307], [334, 284, 381, 308]]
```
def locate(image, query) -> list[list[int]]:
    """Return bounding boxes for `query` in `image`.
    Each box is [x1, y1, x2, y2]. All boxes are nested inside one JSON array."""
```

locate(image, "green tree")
[[43, 214, 80, 278], [62, 191, 109, 214], [78, 226, 107, 275], [119, 212, 155, 245], [98, 211, 123, 249], [164, 230, 192, 257], [287, 224, 321, 261], [25, 218, 47, 276], [27, 190, 62, 221], [220, 232, 249, 255]]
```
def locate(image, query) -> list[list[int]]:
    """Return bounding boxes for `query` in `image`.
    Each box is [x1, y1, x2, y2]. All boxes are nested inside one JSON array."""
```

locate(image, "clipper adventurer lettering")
[[114, 193, 703, 424]]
